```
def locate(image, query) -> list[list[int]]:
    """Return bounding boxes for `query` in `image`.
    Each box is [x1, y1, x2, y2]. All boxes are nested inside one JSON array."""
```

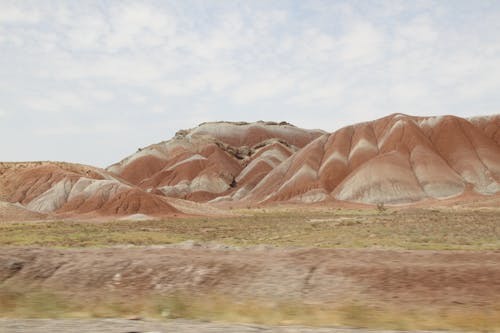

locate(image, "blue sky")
[[1, 0, 500, 167]]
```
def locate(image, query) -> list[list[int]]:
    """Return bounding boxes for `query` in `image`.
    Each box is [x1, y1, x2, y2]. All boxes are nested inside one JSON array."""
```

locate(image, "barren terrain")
[[1, 208, 499, 250], [1, 208, 500, 331]]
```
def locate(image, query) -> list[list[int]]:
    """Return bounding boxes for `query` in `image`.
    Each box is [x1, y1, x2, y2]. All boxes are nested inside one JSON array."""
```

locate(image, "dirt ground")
[[2, 245, 500, 309], [2, 208, 500, 331], [0, 318, 468, 333]]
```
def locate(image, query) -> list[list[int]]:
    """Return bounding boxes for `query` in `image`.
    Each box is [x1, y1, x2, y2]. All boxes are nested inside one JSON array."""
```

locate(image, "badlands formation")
[[1, 114, 500, 219]]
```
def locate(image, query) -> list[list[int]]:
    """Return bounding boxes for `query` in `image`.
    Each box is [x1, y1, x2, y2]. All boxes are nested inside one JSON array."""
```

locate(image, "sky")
[[1, 0, 500, 167]]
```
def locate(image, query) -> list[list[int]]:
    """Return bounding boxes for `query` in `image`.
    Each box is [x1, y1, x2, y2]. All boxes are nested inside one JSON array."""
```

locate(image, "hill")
[[2, 114, 500, 219]]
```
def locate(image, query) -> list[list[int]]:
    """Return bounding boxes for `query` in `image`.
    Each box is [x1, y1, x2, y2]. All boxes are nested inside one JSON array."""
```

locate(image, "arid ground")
[[1, 206, 500, 332]]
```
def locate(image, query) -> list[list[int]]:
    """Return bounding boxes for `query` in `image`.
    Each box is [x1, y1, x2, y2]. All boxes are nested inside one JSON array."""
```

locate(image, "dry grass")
[[1, 286, 500, 331], [1, 208, 500, 250]]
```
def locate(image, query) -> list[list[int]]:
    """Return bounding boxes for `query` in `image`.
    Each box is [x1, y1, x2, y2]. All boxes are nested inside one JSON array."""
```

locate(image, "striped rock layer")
[[1, 115, 500, 218], [109, 115, 500, 205]]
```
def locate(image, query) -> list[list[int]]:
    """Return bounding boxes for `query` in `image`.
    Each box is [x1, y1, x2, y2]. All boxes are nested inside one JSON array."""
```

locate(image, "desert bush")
[[376, 202, 386, 212]]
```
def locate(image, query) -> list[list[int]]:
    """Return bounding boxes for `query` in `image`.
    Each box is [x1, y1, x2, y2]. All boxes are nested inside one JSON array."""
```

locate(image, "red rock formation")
[[107, 121, 324, 202], [0, 162, 179, 217], [102, 115, 500, 205], [1, 115, 499, 218], [238, 114, 500, 204]]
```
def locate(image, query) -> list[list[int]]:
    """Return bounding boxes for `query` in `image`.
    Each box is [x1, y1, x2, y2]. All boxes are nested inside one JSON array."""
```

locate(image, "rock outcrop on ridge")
[[107, 121, 325, 203]]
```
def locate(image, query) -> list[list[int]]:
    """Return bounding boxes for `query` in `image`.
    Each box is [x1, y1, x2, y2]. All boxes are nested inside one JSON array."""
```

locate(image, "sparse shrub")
[[376, 202, 386, 213]]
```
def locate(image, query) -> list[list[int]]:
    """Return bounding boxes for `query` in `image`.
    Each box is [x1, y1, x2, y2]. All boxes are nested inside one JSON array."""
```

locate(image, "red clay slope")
[[2, 114, 499, 219], [108, 115, 500, 205], [0, 162, 179, 218], [107, 121, 324, 202], [244, 114, 500, 204]]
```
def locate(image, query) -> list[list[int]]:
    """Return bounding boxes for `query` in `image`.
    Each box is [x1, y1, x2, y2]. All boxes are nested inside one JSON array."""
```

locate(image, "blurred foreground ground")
[[1, 245, 500, 331], [0, 318, 467, 333]]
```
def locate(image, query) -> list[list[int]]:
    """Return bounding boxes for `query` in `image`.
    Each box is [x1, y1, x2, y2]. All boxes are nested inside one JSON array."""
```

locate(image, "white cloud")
[[289, 29, 337, 64], [289, 81, 345, 107], [232, 76, 296, 104], [400, 16, 438, 44], [157, 79, 204, 97], [84, 89, 114, 102], [66, 15, 108, 50], [1, 1, 500, 166], [35, 122, 131, 136], [338, 22, 384, 64], [151, 105, 166, 114], [0, 3, 40, 24], [389, 82, 429, 103], [156, 68, 240, 97], [52, 55, 170, 83], [24, 92, 85, 113], [105, 2, 176, 50], [456, 65, 500, 99]]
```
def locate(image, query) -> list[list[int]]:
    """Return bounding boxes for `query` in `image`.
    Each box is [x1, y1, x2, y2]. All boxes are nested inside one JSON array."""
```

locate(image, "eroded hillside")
[[2, 114, 500, 219]]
